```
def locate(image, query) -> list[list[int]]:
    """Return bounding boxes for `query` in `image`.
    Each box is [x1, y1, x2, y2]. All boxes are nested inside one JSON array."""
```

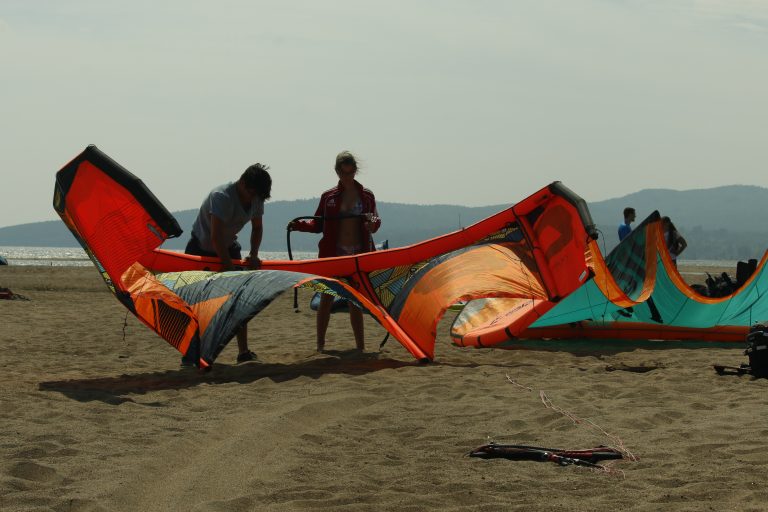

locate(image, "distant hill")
[[0, 199, 504, 253], [0, 220, 80, 248], [167, 200, 502, 252], [1, 185, 766, 260], [590, 185, 768, 232], [592, 185, 768, 259]]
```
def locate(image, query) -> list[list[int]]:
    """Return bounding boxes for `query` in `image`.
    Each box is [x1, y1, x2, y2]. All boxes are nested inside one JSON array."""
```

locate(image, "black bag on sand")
[[714, 322, 768, 377], [705, 272, 736, 298], [746, 323, 768, 377], [736, 259, 758, 288]]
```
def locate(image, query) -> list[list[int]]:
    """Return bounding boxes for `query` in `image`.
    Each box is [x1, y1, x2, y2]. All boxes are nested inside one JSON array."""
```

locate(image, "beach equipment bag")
[[705, 272, 736, 298], [736, 259, 758, 288], [745, 323, 768, 377]]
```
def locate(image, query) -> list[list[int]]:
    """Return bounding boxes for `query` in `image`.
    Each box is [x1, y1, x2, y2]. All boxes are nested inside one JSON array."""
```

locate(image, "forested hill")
[[2, 185, 766, 260]]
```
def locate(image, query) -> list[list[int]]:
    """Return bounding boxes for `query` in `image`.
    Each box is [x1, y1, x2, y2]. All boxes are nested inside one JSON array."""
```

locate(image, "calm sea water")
[[0, 247, 318, 267], [0, 246, 739, 271]]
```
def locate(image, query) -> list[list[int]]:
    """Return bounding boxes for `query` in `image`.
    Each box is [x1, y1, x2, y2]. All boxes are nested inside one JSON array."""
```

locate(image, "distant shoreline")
[[0, 245, 740, 279], [0, 246, 320, 267]]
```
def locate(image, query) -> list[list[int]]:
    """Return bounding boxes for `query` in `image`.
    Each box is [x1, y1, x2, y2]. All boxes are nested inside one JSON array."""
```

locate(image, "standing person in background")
[[617, 207, 663, 323], [618, 207, 636, 242], [661, 216, 687, 267], [182, 163, 272, 366], [290, 151, 381, 353]]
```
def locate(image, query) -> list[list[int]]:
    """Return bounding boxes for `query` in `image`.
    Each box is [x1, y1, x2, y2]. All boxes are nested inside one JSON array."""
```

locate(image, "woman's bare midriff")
[[337, 217, 362, 249], [337, 189, 363, 251]]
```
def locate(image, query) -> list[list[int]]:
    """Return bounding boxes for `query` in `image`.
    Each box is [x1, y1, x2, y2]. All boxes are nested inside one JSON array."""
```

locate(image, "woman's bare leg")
[[316, 294, 334, 352], [349, 304, 364, 351]]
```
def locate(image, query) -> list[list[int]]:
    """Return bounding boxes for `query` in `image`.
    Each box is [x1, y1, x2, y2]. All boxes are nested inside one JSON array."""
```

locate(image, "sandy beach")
[[1, 264, 766, 511]]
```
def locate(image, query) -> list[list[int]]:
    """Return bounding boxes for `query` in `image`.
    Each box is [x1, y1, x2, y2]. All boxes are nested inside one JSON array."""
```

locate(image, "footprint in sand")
[[52, 498, 109, 512], [192, 496, 256, 512], [11, 441, 79, 460], [8, 461, 60, 483]]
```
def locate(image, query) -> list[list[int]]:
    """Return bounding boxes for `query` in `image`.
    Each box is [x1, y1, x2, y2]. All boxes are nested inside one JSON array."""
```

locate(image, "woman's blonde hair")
[[334, 151, 358, 172]]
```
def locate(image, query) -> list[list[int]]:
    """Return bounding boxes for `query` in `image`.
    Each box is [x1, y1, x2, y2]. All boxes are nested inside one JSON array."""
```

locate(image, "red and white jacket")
[[295, 180, 381, 258]]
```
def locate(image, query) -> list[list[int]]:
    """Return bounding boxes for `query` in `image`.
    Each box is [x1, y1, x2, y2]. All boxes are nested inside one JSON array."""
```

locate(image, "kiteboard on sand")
[[469, 442, 623, 470], [713, 364, 752, 376]]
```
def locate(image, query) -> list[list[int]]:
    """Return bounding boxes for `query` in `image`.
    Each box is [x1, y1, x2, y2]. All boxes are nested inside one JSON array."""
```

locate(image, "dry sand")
[[1, 265, 766, 511]]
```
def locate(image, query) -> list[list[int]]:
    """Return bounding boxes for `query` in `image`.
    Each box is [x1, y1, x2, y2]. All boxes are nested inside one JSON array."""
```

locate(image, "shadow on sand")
[[499, 338, 742, 357], [39, 350, 416, 405], [39, 340, 743, 405]]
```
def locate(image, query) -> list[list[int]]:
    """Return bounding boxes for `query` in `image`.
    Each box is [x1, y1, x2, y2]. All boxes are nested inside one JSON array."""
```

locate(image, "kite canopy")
[[53, 145, 598, 365], [452, 212, 768, 345], [529, 213, 768, 342], [54, 146, 766, 367]]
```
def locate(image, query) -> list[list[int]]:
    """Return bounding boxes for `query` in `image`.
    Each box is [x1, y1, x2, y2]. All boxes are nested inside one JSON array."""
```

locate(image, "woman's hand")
[[364, 213, 379, 232]]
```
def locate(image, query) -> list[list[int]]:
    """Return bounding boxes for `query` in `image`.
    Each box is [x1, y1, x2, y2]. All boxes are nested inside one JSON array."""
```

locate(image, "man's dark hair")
[[623, 207, 635, 219], [241, 163, 272, 200]]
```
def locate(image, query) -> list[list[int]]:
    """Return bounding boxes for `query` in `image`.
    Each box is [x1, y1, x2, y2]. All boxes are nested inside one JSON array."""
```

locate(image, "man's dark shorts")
[[185, 235, 242, 260]]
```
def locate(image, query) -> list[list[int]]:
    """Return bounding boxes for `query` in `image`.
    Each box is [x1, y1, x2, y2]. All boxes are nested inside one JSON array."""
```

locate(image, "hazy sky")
[[1, 0, 767, 227]]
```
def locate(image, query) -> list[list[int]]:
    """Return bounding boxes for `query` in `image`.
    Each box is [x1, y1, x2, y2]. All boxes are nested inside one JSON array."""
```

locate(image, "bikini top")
[[340, 198, 363, 216]]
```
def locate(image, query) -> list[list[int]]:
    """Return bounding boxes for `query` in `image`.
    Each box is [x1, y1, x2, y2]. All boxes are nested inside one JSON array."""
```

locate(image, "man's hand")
[[247, 255, 261, 270]]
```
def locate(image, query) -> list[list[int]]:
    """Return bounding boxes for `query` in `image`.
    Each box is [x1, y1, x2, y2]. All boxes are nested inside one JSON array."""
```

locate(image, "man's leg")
[[181, 236, 204, 367], [180, 348, 197, 367], [235, 324, 256, 362], [228, 243, 256, 362], [646, 297, 663, 324], [237, 324, 248, 354]]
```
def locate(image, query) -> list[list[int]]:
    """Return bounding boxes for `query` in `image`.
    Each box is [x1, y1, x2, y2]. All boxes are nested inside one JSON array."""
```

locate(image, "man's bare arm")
[[210, 215, 234, 270], [249, 217, 263, 268]]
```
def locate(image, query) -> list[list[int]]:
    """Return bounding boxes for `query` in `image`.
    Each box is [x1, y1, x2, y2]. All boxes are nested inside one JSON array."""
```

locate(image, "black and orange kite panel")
[[53, 145, 599, 364]]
